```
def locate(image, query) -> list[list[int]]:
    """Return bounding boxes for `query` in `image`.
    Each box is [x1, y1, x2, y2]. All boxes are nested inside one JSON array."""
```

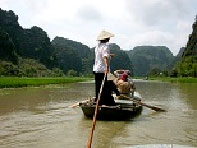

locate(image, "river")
[[0, 80, 196, 148]]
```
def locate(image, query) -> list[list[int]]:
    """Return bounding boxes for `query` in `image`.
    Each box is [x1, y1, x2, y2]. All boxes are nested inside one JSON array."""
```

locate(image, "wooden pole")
[[87, 74, 106, 148]]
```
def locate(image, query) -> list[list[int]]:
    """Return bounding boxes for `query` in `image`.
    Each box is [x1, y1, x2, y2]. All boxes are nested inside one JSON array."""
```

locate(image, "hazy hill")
[[52, 37, 91, 58], [177, 47, 185, 58], [127, 46, 175, 76], [0, 8, 54, 68], [109, 43, 133, 73], [0, 8, 134, 76], [0, 29, 18, 63], [52, 37, 86, 74], [1, 8, 191, 78]]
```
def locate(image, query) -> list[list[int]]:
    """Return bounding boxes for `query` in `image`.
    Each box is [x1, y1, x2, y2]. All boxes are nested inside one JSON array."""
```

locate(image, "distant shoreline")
[[1, 77, 196, 89], [141, 77, 197, 83], [0, 77, 91, 88]]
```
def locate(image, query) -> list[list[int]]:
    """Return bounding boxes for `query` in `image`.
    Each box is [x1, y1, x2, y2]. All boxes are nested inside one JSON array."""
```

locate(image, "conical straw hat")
[[96, 30, 114, 41]]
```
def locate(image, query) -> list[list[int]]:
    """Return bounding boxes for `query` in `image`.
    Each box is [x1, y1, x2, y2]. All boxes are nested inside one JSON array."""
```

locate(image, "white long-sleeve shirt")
[[93, 43, 110, 73]]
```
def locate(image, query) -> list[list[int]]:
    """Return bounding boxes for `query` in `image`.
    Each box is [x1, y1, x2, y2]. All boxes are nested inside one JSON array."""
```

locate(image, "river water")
[[0, 80, 196, 148]]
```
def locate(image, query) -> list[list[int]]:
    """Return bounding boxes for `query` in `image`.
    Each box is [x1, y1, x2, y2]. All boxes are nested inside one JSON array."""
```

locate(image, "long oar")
[[68, 99, 89, 108], [123, 96, 166, 112], [87, 74, 106, 148]]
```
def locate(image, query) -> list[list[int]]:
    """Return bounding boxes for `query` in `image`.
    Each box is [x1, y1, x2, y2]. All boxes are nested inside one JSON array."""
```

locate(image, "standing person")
[[93, 30, 114, 101]]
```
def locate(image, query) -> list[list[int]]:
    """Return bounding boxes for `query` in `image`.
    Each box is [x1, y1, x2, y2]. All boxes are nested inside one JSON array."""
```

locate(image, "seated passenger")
[[120, 72, 128, 82]]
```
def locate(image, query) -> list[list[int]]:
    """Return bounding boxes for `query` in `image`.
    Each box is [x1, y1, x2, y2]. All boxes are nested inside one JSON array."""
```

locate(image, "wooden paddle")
[[140, 102, 166, 112], [68, 99, 90, 108], [68, 102, 79, 108], [87, 74, 106, 148], [123, 95, 166, 112]]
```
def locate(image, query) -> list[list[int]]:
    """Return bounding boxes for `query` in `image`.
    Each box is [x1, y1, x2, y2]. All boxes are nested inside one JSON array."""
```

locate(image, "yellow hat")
[[96, 30, 114, 41]]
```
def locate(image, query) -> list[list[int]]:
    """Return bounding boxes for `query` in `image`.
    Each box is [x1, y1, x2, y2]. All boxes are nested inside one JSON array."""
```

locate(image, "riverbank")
[[148, 77, 197, 83], [0, 77, 91, 88]]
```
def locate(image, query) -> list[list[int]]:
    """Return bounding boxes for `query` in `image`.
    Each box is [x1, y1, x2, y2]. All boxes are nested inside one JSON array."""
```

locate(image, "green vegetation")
[[174, 17, 197, 78], [0, 59, 64, 77], [0, 77, 89, 88], [175, 56, 197, 77]]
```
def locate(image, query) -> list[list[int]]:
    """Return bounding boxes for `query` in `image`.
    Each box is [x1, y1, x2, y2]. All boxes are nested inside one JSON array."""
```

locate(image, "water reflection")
[[178, 83, 197, 110]]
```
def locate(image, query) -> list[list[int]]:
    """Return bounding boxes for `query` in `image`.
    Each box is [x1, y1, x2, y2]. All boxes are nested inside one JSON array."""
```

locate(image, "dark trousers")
[[95, 73, 105, 101]]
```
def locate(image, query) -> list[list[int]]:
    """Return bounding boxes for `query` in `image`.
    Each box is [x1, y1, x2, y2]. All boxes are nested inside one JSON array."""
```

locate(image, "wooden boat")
[[79, 97, 142, 120], [79, 70, 143, 120]]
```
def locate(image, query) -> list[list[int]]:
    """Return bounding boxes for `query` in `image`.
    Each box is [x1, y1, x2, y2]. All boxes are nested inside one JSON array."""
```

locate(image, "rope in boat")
[[87, 73, 107, 148]]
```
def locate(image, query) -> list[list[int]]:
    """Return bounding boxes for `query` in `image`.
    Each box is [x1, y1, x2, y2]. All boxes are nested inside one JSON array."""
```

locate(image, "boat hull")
[[80, 100, 142, 120]]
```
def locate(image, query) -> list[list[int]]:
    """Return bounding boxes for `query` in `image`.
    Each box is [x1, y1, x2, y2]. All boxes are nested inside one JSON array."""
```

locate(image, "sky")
[[0, 0, 197, 55]]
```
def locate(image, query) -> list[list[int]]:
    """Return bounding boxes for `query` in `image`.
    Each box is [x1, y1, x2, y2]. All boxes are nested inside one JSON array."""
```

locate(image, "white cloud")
[[76, 5, 102, 21], [0, 0, 197, 55]]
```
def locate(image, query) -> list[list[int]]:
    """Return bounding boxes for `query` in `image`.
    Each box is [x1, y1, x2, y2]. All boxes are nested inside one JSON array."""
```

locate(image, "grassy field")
[[0, 77, 91, 88], [148, 77, 197, 83]]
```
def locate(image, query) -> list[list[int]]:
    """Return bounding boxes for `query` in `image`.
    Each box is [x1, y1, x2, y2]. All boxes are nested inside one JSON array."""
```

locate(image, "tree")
[[67, 69, 78, 77]]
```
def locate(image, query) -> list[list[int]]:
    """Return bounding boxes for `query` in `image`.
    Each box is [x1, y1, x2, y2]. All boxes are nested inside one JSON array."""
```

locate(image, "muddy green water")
[[0, 80, 196, 148]]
